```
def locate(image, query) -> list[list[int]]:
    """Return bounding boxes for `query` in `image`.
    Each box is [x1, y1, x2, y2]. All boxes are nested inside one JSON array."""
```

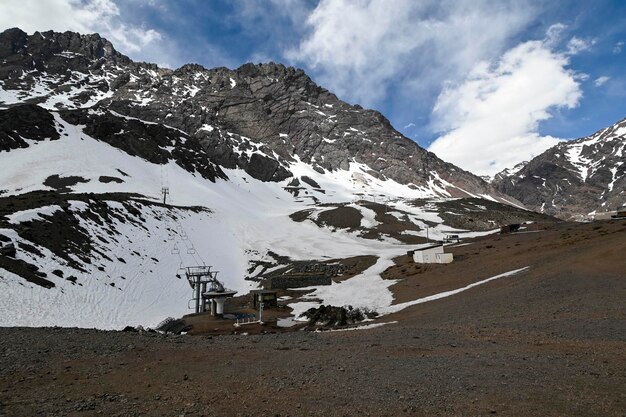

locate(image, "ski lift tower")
[[179, 266, 237, 315]]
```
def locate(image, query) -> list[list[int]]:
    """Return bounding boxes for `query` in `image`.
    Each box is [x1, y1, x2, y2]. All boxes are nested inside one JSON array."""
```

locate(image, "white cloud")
[[544, 23, 567, 47], [574, 72, 590, 81], [428, 40, 581, 176], [403, 122, 416, 129], [613, 41, 624, 54], [593, 76, 610, 87], [287, 0, 536, 106], [0, 0, 164, 62], [566, 36, 596, 55]]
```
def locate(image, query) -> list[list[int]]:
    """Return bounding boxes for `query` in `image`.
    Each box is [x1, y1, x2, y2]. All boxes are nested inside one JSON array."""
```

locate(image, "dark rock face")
[[0, 104, 59, 151], [0, 28, 514, 202], [43, 175, 89, 192], [246, 153, 290, 182], [0, 28, 132, 107], [59, 108, 226, 182], [493, 119, 626, 219]]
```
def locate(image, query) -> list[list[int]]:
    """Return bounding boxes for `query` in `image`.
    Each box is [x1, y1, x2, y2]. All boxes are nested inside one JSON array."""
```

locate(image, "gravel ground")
[[0, 220, 624, 416]]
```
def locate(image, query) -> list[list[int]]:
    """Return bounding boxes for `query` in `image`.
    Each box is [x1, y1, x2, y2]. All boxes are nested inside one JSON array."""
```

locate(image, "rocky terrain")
[[494, 117, 626, 220], [0, 28, 559, 330], [0, 26, 625, 417], [0, 27, 514, 199], [1, 220, 624, 416]]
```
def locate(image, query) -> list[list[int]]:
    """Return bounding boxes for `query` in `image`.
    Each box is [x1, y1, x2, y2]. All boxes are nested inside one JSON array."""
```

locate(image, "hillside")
[[0, 28, 559, 329], [1, 219, 624, 416], [494, 117, 626, 220]]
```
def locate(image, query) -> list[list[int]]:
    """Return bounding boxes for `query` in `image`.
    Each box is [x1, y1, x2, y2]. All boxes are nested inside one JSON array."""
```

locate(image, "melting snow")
[[380, 267, 530, 314], [0, 110, 521, 329], [5, 205, 62, 224]]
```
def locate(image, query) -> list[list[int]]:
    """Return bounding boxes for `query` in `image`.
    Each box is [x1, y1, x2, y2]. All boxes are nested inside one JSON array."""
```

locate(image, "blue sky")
[[1, 0, 625, 175]]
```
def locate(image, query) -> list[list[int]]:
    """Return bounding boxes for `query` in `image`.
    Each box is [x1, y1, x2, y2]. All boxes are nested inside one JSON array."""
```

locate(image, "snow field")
[[0, 111, 512, 328]]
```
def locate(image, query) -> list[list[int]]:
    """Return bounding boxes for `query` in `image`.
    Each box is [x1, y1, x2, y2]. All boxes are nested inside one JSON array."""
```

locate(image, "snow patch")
[[6, 205, 62, 224]]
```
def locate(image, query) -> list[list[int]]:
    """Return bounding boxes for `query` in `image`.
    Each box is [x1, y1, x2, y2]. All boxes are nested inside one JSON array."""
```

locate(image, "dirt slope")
[[1, 220, 624, 416]]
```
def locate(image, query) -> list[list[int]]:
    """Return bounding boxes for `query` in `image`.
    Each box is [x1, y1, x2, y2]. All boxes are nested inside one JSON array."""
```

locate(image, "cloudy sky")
[[1, 0, 625, 176]]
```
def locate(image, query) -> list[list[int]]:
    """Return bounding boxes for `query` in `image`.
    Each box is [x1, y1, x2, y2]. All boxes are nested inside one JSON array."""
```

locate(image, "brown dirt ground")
[[0, 220, 625, 417]]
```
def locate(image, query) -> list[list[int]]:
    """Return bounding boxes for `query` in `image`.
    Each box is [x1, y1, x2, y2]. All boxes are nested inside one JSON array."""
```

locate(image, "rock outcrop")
[[493, 118, 626, 219], [0, 28, 515, 202]]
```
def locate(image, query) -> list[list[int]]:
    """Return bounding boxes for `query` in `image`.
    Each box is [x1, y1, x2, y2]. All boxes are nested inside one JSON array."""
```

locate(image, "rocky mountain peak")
[[0, 27, 28, 56], [493, 117, 625, 219], [236, 62, 303, 79], [0, 27, 126, 63], [0, 28, 519, 203]]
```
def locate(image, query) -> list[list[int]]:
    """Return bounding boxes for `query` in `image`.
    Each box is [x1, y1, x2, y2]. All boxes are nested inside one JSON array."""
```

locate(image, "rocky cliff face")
[[493, 118, 626, 220], [0, 28, 514, 202]]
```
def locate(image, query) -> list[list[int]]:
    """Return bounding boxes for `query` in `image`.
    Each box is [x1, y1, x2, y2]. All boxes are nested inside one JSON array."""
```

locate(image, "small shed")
[[409, 244, 453, 264], [250, 289, 278, 309], [444, 234, 460, 243]]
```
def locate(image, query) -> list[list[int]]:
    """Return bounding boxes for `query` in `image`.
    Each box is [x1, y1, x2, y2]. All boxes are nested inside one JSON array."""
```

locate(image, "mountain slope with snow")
[[0, 27, 515, 202], [494, 117, 626, 220], [0, 28, 559, 329]]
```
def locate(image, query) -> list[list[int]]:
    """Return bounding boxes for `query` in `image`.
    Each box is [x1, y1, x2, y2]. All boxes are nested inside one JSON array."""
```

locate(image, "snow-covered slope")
[[494, 118, 626, 220], [0, 107, 557, 329], [0, 28, 553, 329], [0, 27, 514, 202]]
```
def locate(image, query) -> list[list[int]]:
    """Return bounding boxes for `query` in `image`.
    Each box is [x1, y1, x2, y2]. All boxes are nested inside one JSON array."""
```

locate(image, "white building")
[[410, 244, 453, 264]]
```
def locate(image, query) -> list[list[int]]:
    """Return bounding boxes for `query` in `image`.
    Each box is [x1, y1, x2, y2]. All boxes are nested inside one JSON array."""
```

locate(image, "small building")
[[444, 234, 460, 243], [409, 244, 453, 264], [250, 289, 278, 309]]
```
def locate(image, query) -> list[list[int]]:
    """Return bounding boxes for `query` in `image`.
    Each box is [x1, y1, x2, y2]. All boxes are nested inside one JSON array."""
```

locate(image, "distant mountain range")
[[493, 118, 626, 220]]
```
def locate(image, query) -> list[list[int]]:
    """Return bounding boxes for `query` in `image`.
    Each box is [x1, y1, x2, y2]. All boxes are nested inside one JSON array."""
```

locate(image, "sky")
[[0, 0, 625, 176]]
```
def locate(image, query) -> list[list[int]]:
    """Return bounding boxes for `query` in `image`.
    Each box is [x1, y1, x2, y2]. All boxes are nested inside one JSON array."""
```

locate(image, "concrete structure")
[[444, 234, 460, 243], [179, 266, 236, 315], [203, 289, 237, 316], [612, 210, 626, 219], [410, 244, 453, 264], [250, 290, 278, 309]]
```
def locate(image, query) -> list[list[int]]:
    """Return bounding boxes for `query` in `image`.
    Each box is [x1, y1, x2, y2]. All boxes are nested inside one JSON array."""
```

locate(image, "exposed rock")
[[0, 104, 59, 151], [0, 28, 516, 203], [300, 304, 378, 328], [44, 175, 89, 192], [494, 118, 626, 220], [0, 242, 16, 257]]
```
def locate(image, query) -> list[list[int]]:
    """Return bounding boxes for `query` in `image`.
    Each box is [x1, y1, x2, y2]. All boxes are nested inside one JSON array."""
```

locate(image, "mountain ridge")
[[493, 116, 626, 219], [0, 27, 515, 203]]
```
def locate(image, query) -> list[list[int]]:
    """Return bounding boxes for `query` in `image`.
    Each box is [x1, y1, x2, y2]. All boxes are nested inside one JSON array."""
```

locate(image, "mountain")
[[0, 28, 514, 199], [0, 28, 555, 329], [493, 118, 626, 220]]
